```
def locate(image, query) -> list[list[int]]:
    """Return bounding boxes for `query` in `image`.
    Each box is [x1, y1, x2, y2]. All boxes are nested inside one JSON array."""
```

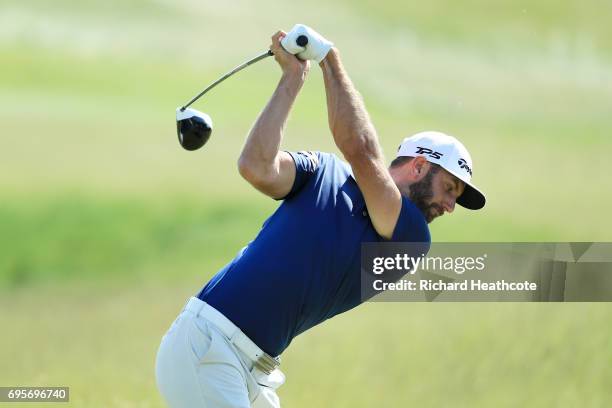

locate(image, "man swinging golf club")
[[156, 24, 486, 408]]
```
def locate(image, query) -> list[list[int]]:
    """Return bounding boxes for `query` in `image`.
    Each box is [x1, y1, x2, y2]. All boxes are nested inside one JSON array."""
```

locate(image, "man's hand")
[[270, 31, 310, 79], [281, 24, 333, 63]]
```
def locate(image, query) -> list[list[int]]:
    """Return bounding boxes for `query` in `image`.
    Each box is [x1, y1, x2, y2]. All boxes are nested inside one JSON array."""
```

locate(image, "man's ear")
[[411, 156, 430, 181]]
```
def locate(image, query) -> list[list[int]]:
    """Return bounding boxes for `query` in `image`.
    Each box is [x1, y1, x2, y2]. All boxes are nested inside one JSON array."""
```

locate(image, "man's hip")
[[155, 297, 284, 408]]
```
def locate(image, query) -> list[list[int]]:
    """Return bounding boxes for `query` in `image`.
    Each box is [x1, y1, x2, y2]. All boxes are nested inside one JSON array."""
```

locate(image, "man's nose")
[[444, 198, 456, 214]]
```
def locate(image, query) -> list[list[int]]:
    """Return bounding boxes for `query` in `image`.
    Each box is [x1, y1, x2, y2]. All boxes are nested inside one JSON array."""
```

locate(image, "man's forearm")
[[320, 48, 382, 160], [320, 48, 400, 239], [238, 73, 304, 175]]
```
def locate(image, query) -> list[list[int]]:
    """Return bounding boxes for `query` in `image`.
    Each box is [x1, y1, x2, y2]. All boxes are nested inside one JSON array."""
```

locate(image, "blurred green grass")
[[1, 0, 612, 406], [0, 195, 272, 288]]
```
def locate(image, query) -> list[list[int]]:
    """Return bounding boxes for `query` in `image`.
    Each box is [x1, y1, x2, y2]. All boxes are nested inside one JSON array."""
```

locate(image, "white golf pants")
[[156, 298, 285, 408]]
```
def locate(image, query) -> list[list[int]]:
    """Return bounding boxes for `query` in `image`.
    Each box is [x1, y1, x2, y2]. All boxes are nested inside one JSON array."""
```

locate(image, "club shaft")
[[181, 50, 273, 110]]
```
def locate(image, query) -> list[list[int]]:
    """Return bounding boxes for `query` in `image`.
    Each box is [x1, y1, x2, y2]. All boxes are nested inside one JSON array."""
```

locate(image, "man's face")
[[403, 166, 465, 223]]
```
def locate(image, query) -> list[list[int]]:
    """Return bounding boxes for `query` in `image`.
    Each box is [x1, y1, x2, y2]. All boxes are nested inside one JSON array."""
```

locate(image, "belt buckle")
[[254, 354, 280, 375]]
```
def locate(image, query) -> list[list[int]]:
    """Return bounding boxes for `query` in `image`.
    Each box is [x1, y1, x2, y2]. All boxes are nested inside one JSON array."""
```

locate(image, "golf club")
[[176, 35, 309, 151]]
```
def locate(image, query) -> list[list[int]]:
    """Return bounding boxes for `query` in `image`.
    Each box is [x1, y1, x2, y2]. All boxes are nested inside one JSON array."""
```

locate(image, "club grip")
[[296, 35, 308, 47]]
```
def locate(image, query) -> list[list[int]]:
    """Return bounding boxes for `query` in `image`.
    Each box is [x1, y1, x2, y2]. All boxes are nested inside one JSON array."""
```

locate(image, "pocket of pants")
[[186, 316, 214, 363]]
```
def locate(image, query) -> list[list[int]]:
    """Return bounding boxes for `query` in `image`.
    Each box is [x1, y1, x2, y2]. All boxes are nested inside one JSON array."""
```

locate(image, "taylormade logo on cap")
[[397, 131, 486, 210]]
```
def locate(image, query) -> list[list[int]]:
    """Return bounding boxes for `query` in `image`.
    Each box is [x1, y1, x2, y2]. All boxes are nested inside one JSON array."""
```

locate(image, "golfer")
[[156, 24, 485, 408]]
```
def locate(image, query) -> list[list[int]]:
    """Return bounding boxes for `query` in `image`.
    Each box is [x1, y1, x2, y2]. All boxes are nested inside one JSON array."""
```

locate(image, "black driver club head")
[[175, 49, 274, 151], [176, 108, 213, 151]]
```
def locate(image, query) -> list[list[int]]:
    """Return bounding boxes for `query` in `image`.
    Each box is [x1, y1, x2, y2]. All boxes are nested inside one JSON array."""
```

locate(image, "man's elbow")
[[237, 155, 254, 181], [237, 156, 275, 188]]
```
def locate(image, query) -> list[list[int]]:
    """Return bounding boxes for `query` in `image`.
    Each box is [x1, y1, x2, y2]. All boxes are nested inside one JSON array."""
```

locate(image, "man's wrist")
[[319, 47, 338, 68], [280, 69, 306, 88]]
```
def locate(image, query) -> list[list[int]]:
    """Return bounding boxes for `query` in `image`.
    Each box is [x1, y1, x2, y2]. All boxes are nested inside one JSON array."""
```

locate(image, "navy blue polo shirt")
[[198, 151, 430, 356]]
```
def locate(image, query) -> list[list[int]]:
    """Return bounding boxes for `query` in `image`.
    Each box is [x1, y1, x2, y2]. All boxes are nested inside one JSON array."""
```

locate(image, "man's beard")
[[402, 171, 444, 223]]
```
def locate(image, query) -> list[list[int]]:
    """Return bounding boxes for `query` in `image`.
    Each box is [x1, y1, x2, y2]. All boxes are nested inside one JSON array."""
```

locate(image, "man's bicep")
[[351, 158, 402, 239]]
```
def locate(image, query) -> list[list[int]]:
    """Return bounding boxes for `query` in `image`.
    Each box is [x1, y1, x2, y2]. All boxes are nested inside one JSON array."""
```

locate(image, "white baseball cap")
[[397, 131, 486, 210]]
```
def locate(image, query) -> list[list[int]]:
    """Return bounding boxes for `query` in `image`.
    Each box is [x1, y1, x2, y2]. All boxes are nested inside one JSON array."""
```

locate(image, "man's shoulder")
[[290, 151, 350, 173]]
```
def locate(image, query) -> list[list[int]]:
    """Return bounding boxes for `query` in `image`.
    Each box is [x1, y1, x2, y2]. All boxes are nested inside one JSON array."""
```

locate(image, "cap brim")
[[443, 167, 486, 210], [456, 182, 486, 210]]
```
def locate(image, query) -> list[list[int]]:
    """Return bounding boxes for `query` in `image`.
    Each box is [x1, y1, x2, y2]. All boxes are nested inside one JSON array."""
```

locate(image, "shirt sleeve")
[[277, 151, 321, 201], [389, 196, 431, 244]]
